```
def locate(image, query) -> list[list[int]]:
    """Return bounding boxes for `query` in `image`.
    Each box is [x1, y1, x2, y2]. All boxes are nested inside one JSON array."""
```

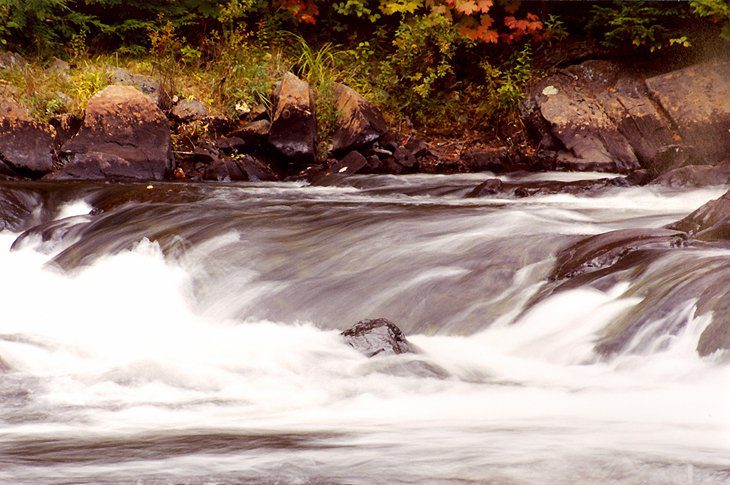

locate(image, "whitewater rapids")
[[0, 173, 728, 484]]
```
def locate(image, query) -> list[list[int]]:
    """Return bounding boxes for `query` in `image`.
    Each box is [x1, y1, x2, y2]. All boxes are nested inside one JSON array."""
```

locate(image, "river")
[[0, 172, 728, 484]]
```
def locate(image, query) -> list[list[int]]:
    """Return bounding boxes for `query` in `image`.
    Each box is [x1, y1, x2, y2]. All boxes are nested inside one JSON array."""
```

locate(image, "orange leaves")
[[501, 12, 542, 43], [452, 0, 492, 15], [277, 0, 319, 24], [460, 14, 498, 43]]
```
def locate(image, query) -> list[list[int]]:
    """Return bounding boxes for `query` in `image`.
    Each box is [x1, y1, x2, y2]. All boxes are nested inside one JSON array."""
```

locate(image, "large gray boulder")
[[342, 318, 414, 357], [109, 67, 161, 105], [330, 83, 387, 154], [269, 73, 316, 164], [54, 85, 172, 180], [0, 99, 55, 177]]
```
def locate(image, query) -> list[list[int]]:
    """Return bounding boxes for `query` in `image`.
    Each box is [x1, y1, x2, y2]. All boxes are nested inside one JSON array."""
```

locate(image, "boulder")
[[341, 318, 414, 357], [466, 178, 503, 197], [524, 59, 730, 176], [203, 154, 277, 182], [0, 51, 26, 70], [56, 85, 172, 180], [269, 73, 316, 163], [227, 119, 271, 147], [667, 189, 730, 242], [108, 67, 161, 104], [551, 228, 686, 280], [645, 60, 730, 164], [48, 58, 70, 73], [330, 83, 387, 154], [650, 164, 730, 188], [0, 98, 55, 177], [330, 150, 368, 175], [170, 99, 208, 122]]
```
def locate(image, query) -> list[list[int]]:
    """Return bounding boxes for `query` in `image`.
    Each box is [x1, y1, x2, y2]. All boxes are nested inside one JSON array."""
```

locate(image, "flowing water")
[[0, 173, 728, 484]]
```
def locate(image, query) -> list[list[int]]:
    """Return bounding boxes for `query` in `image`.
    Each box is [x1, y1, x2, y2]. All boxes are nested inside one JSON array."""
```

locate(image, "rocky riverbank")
[[1, 53, 728, 191]]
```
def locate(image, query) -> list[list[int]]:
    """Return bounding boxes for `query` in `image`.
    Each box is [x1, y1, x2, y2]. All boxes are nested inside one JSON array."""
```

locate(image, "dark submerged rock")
[[269, 73, 316, 164], [341, 318, 414, 357], [54, 85, 173, 181]]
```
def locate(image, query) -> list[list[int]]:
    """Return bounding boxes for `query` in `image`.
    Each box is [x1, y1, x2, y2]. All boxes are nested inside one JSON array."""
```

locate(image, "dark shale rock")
[[667, 189, 730, 242], [203, 154, 277, 182], [466, 178, 503, 197], [331, 83, 387, 154], [269, 72, 316, 164], [0, 99, 55, 177], [342, 318, 414, 358], [54, 85, 173, 181]]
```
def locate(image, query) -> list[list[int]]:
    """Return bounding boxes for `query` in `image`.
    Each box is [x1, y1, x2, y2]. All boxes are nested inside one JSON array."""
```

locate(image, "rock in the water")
[[330, 150, 368, 175], [269, 72, 316, 163], [171, 99, 208, 122], [651, 164, 730, 188], [331, 83, 387, 154], [0, 98, 55, 177], [55, 85, 172, 180], [667, 189, 730, 242], [341, 318, 414, 357], [203, 154, 277, 182], [109, 67, 161, 104], [466, 178, 503, 197]]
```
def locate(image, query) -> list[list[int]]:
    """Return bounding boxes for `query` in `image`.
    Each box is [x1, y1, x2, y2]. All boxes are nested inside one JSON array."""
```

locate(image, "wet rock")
[[667, 189, 730, 242], [650, 164, 730, 188], [0, 185, 45, 232], [55, 85, 173, 181], [551, 228, 686, 280], [466, 177, 628, 199], [171, 99, 208, 123], [0, 98, 55, 177], [108, 67, 161, 104], [330, 150, 368, 175], [269, 73, 316, 164], [203, 154, 277, 182], [331, 83, 387, 154], [466, 178, 503, 197], [341, 318, 414, 357]]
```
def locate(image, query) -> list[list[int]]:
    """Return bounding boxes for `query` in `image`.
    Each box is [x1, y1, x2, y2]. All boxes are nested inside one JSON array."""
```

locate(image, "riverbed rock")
[[650, 164, 730, 188], [341, 318, 414, 357], [667, 189, 730, 242], [524, 58, 730, 177], [329, 150, 368, 175], [0, 98, 55, 177], [551, 228, 686, 280], [171, 99, 208, 122], [55, 85, 173, 180], [269, 73, 316, 164], [466, 178, 503, 197], [109, 67, 161, 105], [203, 154, 277, 182], [330, 83, 387, 154]]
